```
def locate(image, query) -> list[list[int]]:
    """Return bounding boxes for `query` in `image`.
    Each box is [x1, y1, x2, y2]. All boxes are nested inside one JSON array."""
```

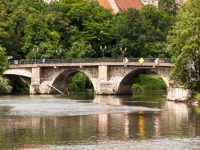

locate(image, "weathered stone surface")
[[166, 87, 191, 101]]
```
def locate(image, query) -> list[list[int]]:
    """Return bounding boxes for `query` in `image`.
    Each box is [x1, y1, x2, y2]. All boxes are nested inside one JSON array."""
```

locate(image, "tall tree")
[[140, 5, 173, 57], [0, 46, 11, 93], [158, 0, 179, 22], [0, 46, 9, 74], [166, 0, 200, 91], [111, 8, 150, 58], [62, 0, 114, 57]]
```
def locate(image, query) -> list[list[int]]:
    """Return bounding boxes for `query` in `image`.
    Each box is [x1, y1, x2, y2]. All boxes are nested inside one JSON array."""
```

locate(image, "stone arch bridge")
[[3, 58, 173, 95]]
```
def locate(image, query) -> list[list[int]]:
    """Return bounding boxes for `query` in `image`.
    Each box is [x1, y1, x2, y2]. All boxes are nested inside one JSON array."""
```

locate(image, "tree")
[[166, 0, 200, 91], [68, 72, 93, 92], [0, 46, 11, 94], [158, 0, 179, 22], [0, 76, 12, 93], [0, 46, 9, 74], [111, 7, 172, 58], [111, 8, 150, 58], [140, 5, 173, 57], [67, 39, 95, 58], [62, 0, 114, 58]]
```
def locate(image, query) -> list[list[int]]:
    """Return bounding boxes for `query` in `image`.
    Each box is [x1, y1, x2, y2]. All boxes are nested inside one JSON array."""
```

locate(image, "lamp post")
[[100, 45, 106, 58], [33, 47, 39, 63], [56, 49, 62, 59], [120, 47, 127, 58]]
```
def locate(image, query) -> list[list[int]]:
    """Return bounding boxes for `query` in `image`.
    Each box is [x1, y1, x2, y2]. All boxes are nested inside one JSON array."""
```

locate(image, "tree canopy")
[[0, 46, 9, 74], [166, 0, 200, 91], [0, 0, 175, 60], [158, 0, 179, 21]]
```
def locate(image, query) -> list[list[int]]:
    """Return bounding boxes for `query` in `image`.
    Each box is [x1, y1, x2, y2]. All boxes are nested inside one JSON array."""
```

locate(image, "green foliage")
[[12, 76, 29, 93], [133, 84, 144, 92], [68, 72, 93, 92], [111, 6, 173, 58], [0, 46, 9, 74], [0, 0, 175, 60], [67, 39, 95, 58], [0, 76, 12, 94], [194, 93, 200, 102], [158, 0, 179, 22], [132, 74, 167, 92], [166, 0, 200, 91]]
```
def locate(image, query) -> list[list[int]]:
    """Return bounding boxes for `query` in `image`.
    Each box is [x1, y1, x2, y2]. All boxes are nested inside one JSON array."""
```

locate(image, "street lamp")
[[100, 45, 106, 58], [33, 47, 39, 63], [120, 47, 127, 58], [56, 49, 62, 59]]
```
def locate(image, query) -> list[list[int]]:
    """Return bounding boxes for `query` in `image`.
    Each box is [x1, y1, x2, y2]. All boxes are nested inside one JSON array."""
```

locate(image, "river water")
[[0, 93, 200, 150]]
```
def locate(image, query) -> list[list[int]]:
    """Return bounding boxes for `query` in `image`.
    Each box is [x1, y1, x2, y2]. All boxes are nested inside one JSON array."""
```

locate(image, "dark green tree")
[[12, 76, 29, 93], [0, 46, 11, 93], [166, 0, 200, 91], [62, 0, 114, 57], [68, 72, 93, 92], [140, 5, 173, 57], [0, 46, 9, 74], [158, 0, 179, 22], [111, 8, 148, 58]]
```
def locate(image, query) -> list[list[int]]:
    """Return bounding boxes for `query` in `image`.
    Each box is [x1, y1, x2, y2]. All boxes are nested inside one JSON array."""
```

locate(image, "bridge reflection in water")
[[0, 94, 193, 148]]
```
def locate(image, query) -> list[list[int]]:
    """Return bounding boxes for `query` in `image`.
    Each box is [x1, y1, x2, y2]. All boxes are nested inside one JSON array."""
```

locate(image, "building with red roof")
[[97, 0, 142, 14]]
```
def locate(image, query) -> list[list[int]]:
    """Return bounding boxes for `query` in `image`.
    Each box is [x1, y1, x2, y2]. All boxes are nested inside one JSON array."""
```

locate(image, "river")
[[0, 93, 200, 150]]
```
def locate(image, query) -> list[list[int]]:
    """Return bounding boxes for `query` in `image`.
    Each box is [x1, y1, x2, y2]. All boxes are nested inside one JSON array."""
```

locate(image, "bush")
[[132, 74, 167, 92], [194, 93, 200, 102], [0, 76, 12, 93], [12, 76, 29, 92]]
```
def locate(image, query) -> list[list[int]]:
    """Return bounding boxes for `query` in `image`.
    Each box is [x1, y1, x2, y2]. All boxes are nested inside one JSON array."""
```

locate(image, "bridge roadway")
[[4, 58, 173, 94]]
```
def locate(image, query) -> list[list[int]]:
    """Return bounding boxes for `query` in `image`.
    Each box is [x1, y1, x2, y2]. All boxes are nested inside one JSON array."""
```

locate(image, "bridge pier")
[[30, 67, 44, 94], [96, 66, 117, 94]]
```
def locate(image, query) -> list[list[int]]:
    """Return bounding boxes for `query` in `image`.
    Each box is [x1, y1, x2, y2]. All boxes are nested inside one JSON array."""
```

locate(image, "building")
[[97, 0, 142, 14], [43, 0, 188, 13], [140, 0, 158, 7], [141, 0, 187, 7], [43, 0, 59, 3]]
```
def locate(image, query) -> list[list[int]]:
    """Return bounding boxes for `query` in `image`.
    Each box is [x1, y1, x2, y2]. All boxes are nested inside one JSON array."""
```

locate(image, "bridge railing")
[[8, 58, 171, 65]]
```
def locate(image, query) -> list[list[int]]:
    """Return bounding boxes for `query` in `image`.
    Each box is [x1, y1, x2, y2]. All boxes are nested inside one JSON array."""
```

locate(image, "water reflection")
[[93, 95, 122, 105], [0, 94, 200, 149], [155, 115, 161, 137], [138, 111, 145, 139], [98, 114, 108, 139], [123, 115, 129, 140]]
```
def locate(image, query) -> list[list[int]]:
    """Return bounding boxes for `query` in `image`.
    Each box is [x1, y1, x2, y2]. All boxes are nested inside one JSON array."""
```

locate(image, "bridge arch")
[[3, 69, 32, 89], [3, 68, 32, 78], [44, 67, 96, 94], [116, 68, 169, 94]]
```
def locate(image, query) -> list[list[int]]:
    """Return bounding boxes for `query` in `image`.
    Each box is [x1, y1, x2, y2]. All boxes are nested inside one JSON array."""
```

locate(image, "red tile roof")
[[97, 0, 142, 14], [98, 0, 115, 14], [115, 0, 142, 11]]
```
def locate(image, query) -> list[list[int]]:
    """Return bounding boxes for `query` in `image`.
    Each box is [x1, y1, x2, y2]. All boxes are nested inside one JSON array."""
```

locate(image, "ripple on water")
[[48, 138, 200, 150], [0, 99, 164, 117]]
